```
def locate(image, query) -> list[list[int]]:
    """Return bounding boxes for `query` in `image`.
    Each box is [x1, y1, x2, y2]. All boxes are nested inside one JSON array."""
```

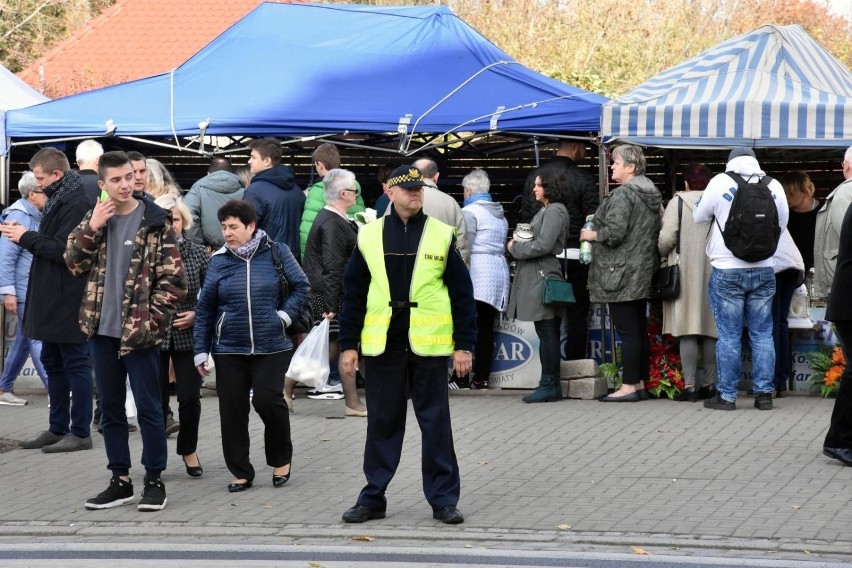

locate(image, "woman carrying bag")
[[506, 167, 570, 403], [194, 200, 310, 493], [658, 163, 717, 401]]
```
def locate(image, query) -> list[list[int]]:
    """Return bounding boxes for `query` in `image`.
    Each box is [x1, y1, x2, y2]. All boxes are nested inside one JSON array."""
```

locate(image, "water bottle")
[[579, 215, 594, 265]]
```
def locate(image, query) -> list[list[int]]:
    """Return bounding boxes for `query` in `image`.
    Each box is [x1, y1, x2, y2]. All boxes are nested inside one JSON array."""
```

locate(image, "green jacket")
[[299, 180, 364, 258]]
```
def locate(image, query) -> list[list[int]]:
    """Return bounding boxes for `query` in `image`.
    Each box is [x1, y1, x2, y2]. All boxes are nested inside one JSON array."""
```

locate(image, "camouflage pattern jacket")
[[64, 197, 187, 356]]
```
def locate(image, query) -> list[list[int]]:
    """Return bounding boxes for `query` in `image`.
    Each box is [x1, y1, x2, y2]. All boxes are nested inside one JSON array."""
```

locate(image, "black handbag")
[[652, 197, 682, 300], [268, 241, 314, 335]]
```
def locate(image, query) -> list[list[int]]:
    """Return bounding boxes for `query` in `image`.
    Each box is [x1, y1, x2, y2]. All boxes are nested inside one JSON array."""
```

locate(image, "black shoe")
[[823, 447, 852, 466], [599, 391, 639, 402], [85, 477, 135, 510], [470, 379, 489, 390], [433, 505, 464, 524], [636, 389, 649, 401], [676, 386, 697, 402], [273, 464, 291, 487], [182, 455, 203, 478], [754, 392, 773, 410], [342, 504, 386, 523], [697, 385, 717, 400], [227, 480, 253, 493], [138, 478, 167, 511], [703, 394, 736, 410]]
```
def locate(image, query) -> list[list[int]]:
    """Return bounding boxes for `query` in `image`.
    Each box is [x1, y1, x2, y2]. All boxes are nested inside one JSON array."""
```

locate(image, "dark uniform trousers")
[[824, 321, 852, 449], [357, 350, 460, 511]]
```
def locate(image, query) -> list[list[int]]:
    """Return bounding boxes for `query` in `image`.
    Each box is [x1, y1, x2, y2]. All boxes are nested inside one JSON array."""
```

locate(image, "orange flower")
[[832, 346, 846, 366], [825, 365, 843, 387]]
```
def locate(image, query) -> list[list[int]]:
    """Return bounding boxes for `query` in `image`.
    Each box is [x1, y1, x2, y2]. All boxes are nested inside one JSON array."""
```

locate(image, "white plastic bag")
[[285, 318, 329, 390]]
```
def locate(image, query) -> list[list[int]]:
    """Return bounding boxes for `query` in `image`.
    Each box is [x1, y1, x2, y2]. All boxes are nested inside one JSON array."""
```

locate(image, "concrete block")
[[566, 377, 608, 400], [560, 358, 598, 380]]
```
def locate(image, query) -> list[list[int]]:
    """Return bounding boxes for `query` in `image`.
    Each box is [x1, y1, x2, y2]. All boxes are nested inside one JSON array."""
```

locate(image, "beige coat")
[[658, 191, 717, 338]]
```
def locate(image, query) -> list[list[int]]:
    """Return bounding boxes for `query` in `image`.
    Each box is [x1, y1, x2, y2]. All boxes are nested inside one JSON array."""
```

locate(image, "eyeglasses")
[[30, 190, 45, 195]]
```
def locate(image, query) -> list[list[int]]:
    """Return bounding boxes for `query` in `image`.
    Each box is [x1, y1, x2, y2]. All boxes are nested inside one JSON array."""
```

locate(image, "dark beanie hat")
[[728, 147, 756, 161]]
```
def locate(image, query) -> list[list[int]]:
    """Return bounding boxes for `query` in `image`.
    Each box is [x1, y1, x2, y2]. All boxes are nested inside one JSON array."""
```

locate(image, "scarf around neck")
[[42, 170, 84, 218], [463, 192, 492, 207], [231, 228, 267, 260]]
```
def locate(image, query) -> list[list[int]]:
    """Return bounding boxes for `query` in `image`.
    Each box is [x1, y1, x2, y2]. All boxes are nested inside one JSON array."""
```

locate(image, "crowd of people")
[[1, 137, 851, 524]]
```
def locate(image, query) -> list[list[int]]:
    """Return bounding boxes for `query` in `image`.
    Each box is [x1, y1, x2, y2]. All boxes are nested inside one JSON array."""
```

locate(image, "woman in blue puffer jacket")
[[194, 200, 310, 493]]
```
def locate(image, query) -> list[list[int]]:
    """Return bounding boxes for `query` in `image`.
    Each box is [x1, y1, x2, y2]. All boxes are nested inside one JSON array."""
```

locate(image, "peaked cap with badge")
[[387, 165, 426, 189]]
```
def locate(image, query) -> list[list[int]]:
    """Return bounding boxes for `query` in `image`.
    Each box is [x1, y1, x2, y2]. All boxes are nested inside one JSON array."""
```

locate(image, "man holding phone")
[[0, 148, 96, 452]]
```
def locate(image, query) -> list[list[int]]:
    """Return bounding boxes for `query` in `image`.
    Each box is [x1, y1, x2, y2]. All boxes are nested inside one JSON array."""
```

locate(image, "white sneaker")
[[0, 392, 28, 406], [307, 384, 344, 400]]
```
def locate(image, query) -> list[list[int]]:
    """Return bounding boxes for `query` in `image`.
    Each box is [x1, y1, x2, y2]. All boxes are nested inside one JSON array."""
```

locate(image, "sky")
[[827, 0, 852, 18]]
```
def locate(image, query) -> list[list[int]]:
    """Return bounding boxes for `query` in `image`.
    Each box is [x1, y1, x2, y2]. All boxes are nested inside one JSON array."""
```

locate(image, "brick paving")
[[0, 389, 850, 554]]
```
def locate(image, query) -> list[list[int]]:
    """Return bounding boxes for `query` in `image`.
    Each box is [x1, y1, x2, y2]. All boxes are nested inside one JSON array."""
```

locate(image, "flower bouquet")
[[805, 344, 845, 397], [646, 311, 684, 399], [353, 208, 377, 227]]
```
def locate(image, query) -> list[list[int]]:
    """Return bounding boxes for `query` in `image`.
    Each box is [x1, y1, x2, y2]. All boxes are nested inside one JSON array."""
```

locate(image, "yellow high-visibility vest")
[[358, 217, 455, 356]]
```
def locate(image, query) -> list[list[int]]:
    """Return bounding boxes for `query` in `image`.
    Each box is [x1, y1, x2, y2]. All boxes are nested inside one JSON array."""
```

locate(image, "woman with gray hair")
[[0, 171, 49, 405], [581, 144, 662, 402], [286, 168, 366, 416], [450, 169, 509, 389]]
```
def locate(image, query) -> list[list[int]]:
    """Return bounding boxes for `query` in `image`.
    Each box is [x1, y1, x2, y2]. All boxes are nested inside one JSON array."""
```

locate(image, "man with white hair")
[[388, 158, 469, 265], [76, 139, 104, 203], [813, 146, 852, 299], [693, 147, 789, 411]]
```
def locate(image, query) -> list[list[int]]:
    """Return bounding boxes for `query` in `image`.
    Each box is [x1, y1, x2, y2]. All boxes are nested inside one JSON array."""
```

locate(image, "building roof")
[[18, 0, 287, 97]]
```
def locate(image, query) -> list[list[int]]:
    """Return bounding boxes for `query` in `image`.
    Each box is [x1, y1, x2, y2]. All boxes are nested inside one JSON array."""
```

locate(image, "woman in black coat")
[[154, 195, 209, 477], [285, 169, 366, 416], [823, 204, 852, 467]]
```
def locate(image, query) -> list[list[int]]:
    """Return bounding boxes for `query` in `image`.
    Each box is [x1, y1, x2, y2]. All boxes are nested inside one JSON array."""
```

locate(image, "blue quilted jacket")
[[194, 236, 310, 357]]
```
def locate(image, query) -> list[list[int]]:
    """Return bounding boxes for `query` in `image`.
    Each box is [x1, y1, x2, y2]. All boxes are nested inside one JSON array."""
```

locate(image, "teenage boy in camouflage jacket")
[[64, 151, 186, 513]]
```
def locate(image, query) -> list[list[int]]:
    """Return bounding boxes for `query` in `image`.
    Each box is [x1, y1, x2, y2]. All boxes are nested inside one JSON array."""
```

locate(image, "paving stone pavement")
[[0, 389, 850, 555]]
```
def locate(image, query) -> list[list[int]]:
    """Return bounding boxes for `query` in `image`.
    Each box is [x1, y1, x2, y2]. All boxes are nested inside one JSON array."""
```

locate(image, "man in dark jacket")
[[521, 141, 599, 360], [243, 137, 305, 260], [0, 147, 95, 452], [338, 165, 476, 526]]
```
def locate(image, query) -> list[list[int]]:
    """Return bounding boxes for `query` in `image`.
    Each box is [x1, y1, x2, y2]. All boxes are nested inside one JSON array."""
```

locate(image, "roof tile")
[[18, 0, 291, 97]]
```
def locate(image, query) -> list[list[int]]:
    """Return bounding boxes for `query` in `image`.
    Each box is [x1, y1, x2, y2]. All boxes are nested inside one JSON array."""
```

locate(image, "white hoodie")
[[692, 155, 789, 269]]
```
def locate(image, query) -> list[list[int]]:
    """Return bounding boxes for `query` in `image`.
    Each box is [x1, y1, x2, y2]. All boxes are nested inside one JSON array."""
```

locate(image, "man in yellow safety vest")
[[338, 165, 477, 525]]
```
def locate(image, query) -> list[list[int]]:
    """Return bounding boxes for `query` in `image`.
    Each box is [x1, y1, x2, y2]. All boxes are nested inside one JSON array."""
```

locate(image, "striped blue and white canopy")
[[601, 24, 852, 148]]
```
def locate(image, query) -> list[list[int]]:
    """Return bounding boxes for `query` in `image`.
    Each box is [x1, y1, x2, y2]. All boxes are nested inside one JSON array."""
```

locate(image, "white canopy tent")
[[601, 24, 852, 149]]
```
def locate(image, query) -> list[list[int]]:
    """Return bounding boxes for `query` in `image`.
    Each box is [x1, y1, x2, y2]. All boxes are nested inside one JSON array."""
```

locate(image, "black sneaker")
[[754, 393, 773, 410], [85, 477, 135, 510], [138, 478, 167, 511], [703, 394, 736, 411]]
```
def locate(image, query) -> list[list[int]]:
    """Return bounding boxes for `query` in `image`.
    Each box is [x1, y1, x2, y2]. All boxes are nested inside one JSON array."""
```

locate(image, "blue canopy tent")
[[5, 3, 607, 155], [601, 24, 852, 149]]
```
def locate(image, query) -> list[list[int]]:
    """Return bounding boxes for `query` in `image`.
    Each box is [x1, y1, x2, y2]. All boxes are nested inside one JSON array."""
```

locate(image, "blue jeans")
[[91, 335, 166, 478], [0, 302, 48, 392], [708, 267, 775, 402], [41, 340, 92, 438]]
